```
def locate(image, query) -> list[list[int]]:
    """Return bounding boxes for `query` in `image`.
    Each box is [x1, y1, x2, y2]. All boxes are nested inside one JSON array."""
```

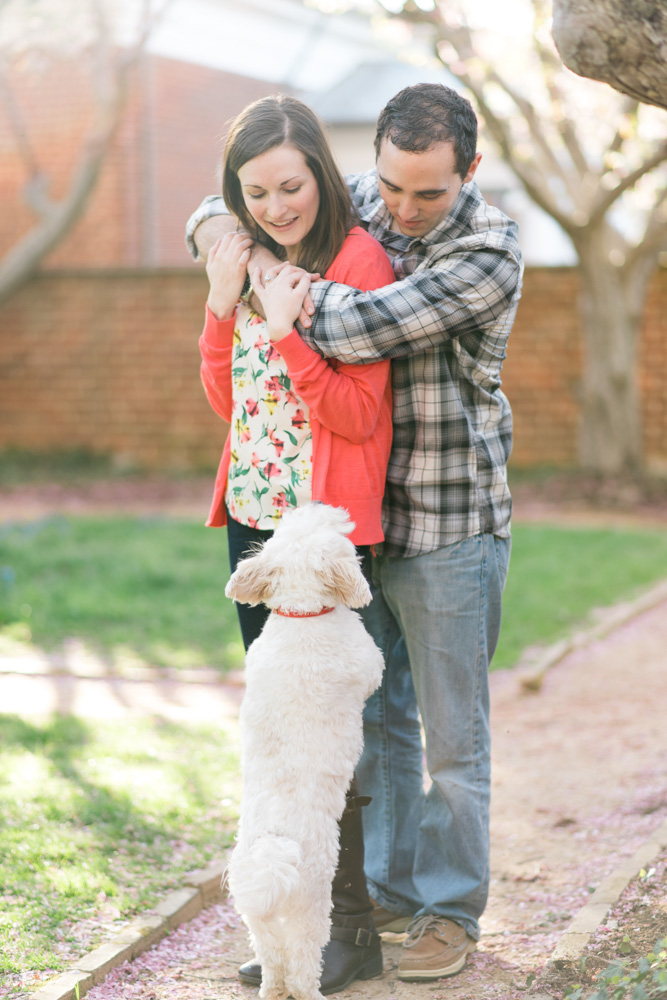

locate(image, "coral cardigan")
[[199, 226, 394, 545]]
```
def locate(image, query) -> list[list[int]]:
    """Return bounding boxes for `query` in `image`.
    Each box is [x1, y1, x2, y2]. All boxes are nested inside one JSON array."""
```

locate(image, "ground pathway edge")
[[28, 818, 667, 1000]]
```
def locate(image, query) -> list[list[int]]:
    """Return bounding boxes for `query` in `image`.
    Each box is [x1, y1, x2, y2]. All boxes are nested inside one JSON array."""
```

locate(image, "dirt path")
[[59, 596, 666, 1000]]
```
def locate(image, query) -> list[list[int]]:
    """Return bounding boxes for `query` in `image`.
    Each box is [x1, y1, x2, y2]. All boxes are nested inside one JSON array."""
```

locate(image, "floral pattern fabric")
[[226, 303, 313, 529]]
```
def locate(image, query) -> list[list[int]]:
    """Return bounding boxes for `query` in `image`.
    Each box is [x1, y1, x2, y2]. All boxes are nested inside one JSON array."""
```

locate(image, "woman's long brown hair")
[[222, 95, 357, 276]]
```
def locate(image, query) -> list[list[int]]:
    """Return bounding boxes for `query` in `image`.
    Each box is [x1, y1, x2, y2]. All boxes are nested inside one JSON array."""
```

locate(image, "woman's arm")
[[274, 338, 390, 444], [199, 308, 235, 423], [198, 231, 253, 422]]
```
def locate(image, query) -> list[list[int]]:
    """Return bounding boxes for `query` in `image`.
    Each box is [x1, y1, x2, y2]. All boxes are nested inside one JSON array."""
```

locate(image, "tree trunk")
[[574, 233, 647, 474]]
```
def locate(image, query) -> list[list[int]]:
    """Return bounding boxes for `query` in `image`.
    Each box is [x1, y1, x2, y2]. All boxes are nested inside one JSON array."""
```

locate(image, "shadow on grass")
[[0, 713, 181, 849], [0, 712, 239, 974]]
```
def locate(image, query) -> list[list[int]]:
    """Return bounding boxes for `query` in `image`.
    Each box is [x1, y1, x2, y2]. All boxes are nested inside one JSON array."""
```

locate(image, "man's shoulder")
[[346, 168, 381, 213], [428, 184, 522, 261]]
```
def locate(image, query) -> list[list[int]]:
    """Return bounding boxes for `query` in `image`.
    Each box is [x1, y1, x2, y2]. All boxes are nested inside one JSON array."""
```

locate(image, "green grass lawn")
[[1, 515, 667, 674], [494, 522, 667, 668], [0, 713, 240, 986], [0, 516, 245, 673]]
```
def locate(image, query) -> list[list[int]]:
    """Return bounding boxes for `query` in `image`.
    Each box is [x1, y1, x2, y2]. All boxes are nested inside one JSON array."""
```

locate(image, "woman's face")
[[237, 145, 320, 261]]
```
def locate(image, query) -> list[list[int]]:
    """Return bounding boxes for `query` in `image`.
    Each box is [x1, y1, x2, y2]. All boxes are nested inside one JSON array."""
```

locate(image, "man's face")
[[376, 138, 481, 239]]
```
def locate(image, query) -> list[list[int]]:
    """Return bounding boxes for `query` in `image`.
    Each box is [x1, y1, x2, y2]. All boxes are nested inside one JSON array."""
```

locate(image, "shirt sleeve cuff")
[[202, 304, 236, 347], [272, 329, 318, 366], [185, 195, 230, 261]]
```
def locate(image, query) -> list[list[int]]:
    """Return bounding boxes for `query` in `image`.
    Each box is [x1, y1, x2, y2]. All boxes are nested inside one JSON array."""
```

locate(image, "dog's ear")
[[225, 553, 277, 606], [326, 557, 372, 609]]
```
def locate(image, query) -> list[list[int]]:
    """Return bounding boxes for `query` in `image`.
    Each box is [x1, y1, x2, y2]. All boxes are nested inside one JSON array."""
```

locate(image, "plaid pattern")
[[301, 173, 523, 557], [184, 176, 523, 558]]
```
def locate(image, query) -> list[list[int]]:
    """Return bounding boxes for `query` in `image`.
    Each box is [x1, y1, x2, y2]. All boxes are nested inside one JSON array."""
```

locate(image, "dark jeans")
[[226, 510, 274, 650]]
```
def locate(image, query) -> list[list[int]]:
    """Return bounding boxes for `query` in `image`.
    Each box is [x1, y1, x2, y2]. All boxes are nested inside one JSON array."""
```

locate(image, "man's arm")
[[194, 215, 237, 260], [186, 196, 232, 261], [185, 175, 372, 261], [301, 240, 523, 366], [186, 196, 279, 272]]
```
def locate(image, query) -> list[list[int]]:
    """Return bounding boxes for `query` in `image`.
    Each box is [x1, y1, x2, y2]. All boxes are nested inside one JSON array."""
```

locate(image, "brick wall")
[[1, 267, 665, 473], [0, 269, 224, 470], [504, 269, 584, 468], [507, 268, 667, 472]]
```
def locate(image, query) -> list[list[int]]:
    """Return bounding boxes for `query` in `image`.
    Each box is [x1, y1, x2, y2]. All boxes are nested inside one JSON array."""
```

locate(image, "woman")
[[200, 94, 393, 648], [199, 94, 394, 992]]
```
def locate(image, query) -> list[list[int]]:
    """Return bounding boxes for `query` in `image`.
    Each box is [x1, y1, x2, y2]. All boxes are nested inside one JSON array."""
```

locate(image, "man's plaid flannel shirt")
[[186, 174, 523, 558]]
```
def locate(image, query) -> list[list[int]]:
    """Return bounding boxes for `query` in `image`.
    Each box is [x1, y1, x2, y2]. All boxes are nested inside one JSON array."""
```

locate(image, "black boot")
[[238, 778, 383, 993]]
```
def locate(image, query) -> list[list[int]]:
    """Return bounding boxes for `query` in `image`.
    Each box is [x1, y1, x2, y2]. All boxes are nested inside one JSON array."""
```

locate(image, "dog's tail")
[[228, 835, 302, 917]]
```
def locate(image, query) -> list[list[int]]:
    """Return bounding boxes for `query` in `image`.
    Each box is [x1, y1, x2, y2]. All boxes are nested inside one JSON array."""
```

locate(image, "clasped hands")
[[205, 230, 318, 342], [251, 262, 320, 342]]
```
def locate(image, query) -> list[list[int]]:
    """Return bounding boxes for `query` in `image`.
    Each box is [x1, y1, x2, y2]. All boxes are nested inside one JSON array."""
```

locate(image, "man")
[[187, 83, 522, 984]]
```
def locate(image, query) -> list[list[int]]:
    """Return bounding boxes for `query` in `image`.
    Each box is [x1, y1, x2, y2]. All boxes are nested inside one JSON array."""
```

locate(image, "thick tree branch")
[[552, 0, 667, 111]]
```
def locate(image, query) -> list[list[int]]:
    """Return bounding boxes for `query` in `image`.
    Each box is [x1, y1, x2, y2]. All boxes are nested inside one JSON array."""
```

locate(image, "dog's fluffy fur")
[[225, 504, 384, 1000]]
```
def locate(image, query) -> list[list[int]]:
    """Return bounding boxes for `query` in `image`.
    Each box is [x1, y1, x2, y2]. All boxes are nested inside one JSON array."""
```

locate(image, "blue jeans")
[[357, 533, 511, 940]]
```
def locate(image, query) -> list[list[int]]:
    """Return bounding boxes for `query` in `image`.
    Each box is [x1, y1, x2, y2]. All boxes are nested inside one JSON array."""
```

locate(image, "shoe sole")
[[239, 954, 383, 994], [378, 929, 408, 943], [321, 953, 383, 994], [397, 945, 475, 981], [238, 972, 262, 987]]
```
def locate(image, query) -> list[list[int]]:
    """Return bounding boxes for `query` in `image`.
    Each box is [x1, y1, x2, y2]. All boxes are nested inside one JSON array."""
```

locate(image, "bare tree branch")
[[625, 185, 667, 272], [448, 63, 578, 235], [485, 67, 581, 199], [530, 20, 592, 179], [0, 0, 172, 305], [0, 65, 42, 181], [608, 99, 640, 155], [589, 142, 667, 225]]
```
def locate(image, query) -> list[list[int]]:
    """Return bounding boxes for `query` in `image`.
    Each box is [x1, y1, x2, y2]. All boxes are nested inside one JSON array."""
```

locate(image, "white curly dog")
[[225, 503, 384, 1000]]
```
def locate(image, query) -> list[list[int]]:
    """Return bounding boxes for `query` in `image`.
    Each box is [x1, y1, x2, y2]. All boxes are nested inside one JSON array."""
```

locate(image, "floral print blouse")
[[226, 302, 313, 529]]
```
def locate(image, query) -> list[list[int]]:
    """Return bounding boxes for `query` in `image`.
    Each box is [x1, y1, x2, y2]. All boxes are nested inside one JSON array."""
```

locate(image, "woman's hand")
[[205, 232, 254, 320], [252, 264, 319, 341]]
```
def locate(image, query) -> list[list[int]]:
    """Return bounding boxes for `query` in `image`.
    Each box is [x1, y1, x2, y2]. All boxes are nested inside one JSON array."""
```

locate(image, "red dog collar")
[[272, 606, 335, 618]]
